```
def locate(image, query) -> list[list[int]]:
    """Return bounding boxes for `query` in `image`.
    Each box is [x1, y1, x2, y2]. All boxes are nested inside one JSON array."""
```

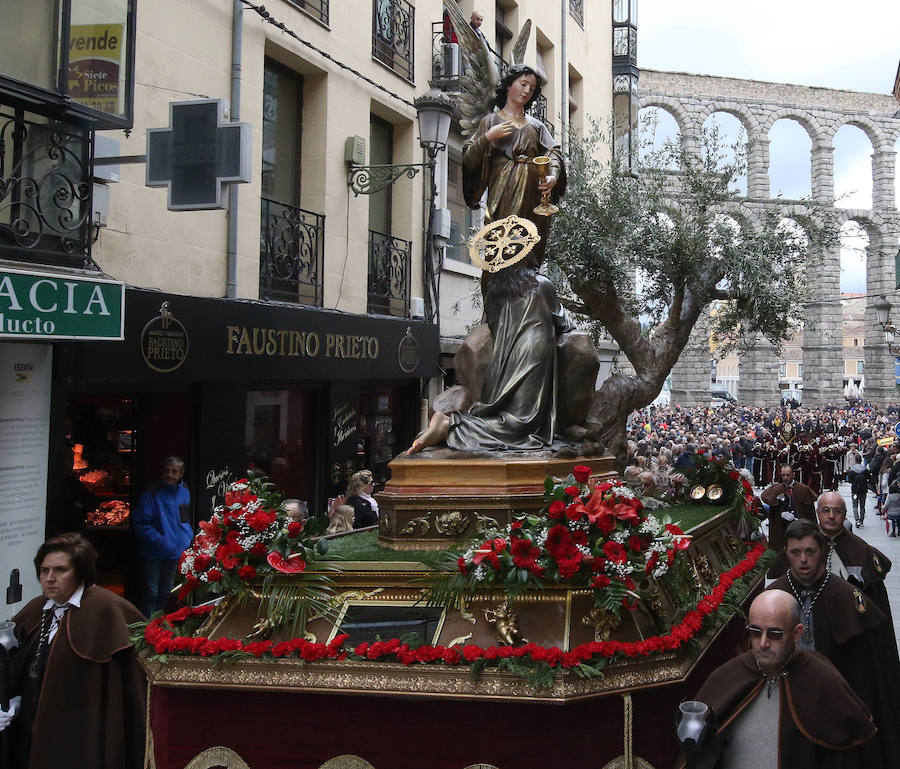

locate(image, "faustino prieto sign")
[[0, 268, 124, 341]]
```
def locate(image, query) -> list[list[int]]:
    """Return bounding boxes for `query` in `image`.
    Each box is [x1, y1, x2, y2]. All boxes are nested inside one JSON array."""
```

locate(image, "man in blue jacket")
[[133, 456, 192, 616]]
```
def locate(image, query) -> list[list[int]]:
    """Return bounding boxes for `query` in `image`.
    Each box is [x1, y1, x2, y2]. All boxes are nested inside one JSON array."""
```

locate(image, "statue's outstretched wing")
[[510, 19, 531, 66], [444, 0, 497, 136]]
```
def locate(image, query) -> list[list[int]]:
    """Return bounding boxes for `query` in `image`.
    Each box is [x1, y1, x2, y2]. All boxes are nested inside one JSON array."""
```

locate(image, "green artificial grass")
[[323, 501, 733, 565]]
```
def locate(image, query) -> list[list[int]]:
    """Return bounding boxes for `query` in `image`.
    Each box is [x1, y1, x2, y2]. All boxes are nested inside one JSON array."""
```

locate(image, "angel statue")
[[407, 2, 573, 455]]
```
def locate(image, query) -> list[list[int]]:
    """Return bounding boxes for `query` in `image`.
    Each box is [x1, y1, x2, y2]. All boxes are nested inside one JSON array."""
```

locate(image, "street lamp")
[[875, 295, 899, 356], [612, 0, 639, 169], [347, 90, 453, 195]]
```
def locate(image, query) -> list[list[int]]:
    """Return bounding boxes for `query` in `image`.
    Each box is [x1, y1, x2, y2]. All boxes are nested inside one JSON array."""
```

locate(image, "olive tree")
[[547, 122, 837, 463]]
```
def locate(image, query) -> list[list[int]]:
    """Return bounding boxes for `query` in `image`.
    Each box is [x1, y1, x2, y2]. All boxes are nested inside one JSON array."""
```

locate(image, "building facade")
[[0, 0, 610, 606]]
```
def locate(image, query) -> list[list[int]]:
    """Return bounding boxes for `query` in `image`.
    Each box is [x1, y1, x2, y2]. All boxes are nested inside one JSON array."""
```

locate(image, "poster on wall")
[[0, 342, 51, 617], [68, 23, 124, 116]]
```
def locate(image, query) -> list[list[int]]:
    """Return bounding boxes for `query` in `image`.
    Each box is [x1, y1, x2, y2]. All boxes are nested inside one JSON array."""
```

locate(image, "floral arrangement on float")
[[683, 449, 741, 505], [426, 465, 691, 620], [175, 474, 335, 631]]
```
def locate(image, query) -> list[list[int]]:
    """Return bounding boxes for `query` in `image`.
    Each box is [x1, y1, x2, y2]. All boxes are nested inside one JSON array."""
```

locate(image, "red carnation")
[[247, 509, 277, 532], [193, 553, 212, 572], [573, 465, 592, 483], [591, 574, 611, 588], [564, 485, 579, 498], [238, 565, 257, 580], [287, 520, 304, 538], [628, 535, 645, 552], [457, 557, 468, 574], [250, 542, 268, 557], [206, 568, 223, 583]]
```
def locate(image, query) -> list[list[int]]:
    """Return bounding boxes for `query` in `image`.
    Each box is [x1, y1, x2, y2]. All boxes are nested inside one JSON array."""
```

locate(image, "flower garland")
[[138, 543, 768, 679]]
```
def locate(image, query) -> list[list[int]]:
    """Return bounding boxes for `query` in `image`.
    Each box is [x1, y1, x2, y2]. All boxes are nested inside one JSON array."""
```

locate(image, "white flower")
[[473, 565, 487, 582]]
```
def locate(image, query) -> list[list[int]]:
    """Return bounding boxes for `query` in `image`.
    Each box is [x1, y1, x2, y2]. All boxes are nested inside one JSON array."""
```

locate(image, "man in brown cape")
[[679, 589, 875, 768], [760, 464, 817, 554], [1, 533, 146, 769], [768, 520, 900, 768]]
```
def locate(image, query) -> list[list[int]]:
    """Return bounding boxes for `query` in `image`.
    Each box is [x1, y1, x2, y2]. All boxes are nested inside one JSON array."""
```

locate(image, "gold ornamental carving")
[[483, 601, 527, 645], [582, 607, 622, 642], [318, 757, 376, 769], [467, 215, 539, 273], [184, 747, 252, 769], [434, 511, 471, 536], [472, 512, 501, 532], [691, 552, 716, 585], [400, 514, 431, 536]]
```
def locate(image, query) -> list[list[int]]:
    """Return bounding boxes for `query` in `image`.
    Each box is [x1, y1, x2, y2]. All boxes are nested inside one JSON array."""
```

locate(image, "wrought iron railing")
[[373, 0, 415, 83], [367, 229, 411, 317], [288, 0, 328, 26], [569, 0, 584, 28], [259, 197, 325, 306], [430, 22, 553, 135], [0, 105, 94, 268]]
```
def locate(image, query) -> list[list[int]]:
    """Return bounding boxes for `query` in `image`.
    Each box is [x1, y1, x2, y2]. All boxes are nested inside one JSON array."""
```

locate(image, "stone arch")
[[696, 102, 761, 140], [827, 114, 886, 149], [761, 107, 824, 145], [637, 96, 697, 149]]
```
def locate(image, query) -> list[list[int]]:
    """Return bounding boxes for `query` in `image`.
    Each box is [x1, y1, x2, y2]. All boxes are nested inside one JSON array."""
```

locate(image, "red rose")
[[729, 470, 739, 479], [287, 521, 304, 538], [510, 520, 523, 530], [193, 553, 212, 572], [566, 502, 586, 522], [564, 486, 579, 498], [548, 500, 566, 519], [573, 465, 592, 483]]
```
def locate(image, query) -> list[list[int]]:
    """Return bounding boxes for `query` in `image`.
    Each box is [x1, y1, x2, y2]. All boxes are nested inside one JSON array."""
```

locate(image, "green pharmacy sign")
[[0, 268, 125, 340]]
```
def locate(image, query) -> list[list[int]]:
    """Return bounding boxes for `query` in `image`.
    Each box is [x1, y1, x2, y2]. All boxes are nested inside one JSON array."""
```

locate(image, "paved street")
[[834, 482, 900, 647]]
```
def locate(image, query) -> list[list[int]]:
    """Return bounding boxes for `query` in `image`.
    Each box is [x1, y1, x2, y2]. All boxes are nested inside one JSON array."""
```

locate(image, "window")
[[797, 363, 803, 378], [372, 0, 415, 82], [288, 0, 329, 26], [446, 154, 474, 264], [262, 60, 302, 205], [853, 338, 859, 346], [0, 0, 136, 128], [779, 363, 786, 378], [857, 360, 864, 375]]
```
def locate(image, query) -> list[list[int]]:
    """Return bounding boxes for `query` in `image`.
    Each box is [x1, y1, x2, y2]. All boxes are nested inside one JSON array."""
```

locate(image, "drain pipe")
[[560, 0, 568, 155], [226, 0, 243, 298]]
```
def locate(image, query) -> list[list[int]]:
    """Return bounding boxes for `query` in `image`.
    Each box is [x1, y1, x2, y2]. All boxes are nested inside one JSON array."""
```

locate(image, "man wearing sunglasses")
[[681, 590, 875, 768], [768, 520, 900, 767]]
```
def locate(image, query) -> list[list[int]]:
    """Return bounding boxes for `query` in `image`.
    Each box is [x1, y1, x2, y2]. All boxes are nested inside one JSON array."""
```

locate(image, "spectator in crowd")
[[0, 533, 145, 769], [678, 589, 876, 768], [133, 456, 193, 616], [284, 498, 309, 522], [846, 455, 871, 526], [326, 504, 355, 535], [344, 469, 379, 528]]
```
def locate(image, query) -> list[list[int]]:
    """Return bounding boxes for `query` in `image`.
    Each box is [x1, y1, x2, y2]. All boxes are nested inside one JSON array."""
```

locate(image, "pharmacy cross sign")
[[146, 99, 251, 210]]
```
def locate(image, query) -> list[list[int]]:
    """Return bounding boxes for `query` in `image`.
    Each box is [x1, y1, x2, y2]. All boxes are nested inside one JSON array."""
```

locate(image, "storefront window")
[[446, 154, 474, 264], [244, 389, 316, 505], [357, 384, 415, 485]]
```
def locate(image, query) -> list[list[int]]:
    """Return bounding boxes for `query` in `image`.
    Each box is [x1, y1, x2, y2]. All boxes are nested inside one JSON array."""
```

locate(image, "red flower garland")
[[142, 544, 767, 675]]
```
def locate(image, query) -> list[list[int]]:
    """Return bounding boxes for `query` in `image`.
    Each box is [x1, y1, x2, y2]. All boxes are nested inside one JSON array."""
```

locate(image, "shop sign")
[[397, 327, 420, 373], [0, 268, 124, 340], [68, 23, 124, 116], [141, 301, 189, 373], [146, 99, 251, 210]]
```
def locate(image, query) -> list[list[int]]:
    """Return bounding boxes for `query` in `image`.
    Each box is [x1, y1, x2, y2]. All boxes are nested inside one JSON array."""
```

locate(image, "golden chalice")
[[532, 155, 559, 217]]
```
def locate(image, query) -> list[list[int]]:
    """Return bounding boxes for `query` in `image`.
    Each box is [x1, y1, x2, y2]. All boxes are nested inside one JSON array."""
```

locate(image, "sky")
[[634, 0, 900, 293]]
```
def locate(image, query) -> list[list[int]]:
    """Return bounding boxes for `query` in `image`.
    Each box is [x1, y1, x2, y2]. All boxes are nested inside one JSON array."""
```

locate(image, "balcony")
[[288, 0, 329, 26], [430, 22, 553, 135], [569, 0, 584, 28], [367, 229, 410, 317], [373, 0, 415, 83], [0, 105, 95, 270], [259, 197, 324, 306]]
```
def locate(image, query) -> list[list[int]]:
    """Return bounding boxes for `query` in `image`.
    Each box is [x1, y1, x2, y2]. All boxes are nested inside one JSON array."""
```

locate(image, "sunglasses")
[[746, 625, 785, 640]]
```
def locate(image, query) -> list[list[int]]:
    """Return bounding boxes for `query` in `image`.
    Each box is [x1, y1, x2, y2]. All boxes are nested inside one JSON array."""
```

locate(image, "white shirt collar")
[[42, 582, 85, 611]]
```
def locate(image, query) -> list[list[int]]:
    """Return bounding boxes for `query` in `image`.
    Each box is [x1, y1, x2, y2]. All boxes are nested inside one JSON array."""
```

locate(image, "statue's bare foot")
[[407, 412, 451, 455]]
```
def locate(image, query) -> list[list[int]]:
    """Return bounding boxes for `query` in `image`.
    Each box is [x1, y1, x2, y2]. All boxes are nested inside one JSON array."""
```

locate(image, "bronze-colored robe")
[[11, 585, 146, 769], [680, 650, 876, 769], [462, 111, 565, 268]]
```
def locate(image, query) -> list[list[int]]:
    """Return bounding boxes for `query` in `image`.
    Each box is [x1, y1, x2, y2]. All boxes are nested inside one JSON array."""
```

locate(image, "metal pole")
[[226, 0, 243, 299]]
